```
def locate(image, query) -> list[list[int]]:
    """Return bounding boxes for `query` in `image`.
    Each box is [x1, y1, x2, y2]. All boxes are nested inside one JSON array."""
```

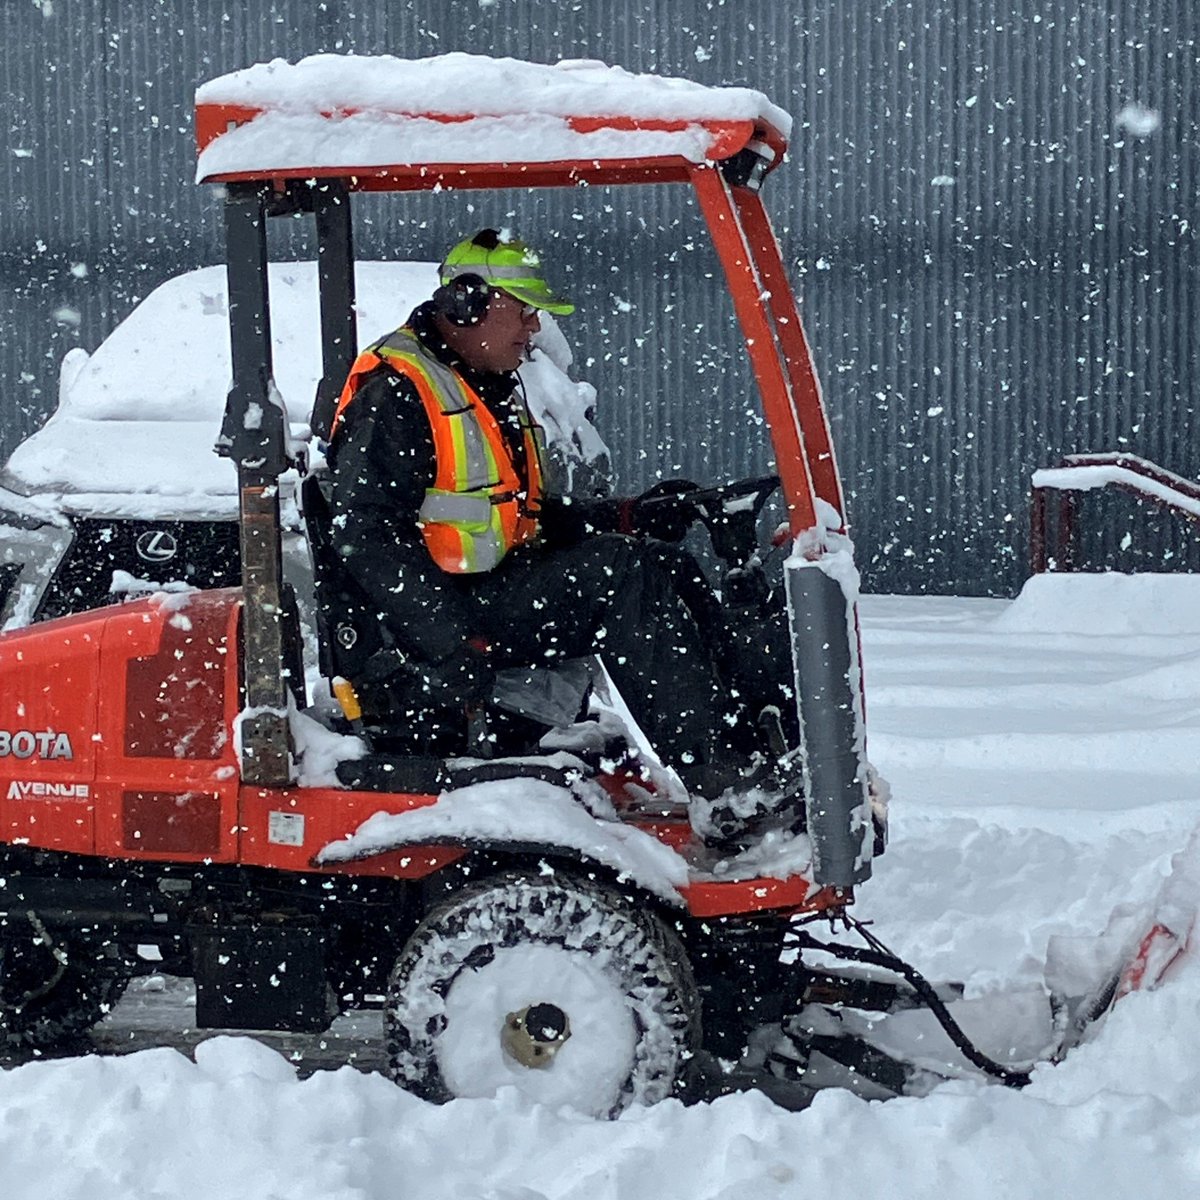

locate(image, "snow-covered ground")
[[4, 572, 1200, 1199]]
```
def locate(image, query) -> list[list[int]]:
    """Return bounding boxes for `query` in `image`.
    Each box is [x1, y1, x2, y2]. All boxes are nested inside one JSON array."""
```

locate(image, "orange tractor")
[[0, 55, 1029, 1116]]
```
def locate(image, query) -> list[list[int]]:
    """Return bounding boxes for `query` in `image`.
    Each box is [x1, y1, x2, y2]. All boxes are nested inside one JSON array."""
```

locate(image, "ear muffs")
[[433, 272, 492, 326]]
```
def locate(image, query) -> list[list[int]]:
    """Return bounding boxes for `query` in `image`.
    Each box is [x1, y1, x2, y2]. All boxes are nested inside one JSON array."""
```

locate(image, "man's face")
[[457, 289, 541, 373]]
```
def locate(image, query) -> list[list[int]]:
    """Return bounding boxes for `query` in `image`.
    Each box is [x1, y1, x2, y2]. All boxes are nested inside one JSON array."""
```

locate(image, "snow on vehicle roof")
[[195, 53, 791, 184], [0, 261, 597, 520]]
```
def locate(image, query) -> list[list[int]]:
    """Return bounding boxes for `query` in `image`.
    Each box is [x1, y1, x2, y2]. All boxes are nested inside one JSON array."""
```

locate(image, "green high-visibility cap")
[[440, 229, 575, 316]]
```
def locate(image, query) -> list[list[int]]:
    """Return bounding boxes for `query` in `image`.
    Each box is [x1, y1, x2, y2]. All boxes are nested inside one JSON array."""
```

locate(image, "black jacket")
[[326, 303, 614, 665]]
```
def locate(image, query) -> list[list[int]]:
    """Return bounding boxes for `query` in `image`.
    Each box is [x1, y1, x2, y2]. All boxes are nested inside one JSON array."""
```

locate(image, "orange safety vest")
[[330, 327, 544, 574]]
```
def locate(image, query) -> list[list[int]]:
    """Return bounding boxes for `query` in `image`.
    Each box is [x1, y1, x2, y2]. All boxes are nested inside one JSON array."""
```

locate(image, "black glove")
[[416, 643, 495, 708], [630, 479, 702, 542], [535, 495, 599, 547]]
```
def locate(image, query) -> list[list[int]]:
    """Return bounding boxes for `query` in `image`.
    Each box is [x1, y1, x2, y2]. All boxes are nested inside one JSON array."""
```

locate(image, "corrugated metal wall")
[[0, 1, 1196, 595]]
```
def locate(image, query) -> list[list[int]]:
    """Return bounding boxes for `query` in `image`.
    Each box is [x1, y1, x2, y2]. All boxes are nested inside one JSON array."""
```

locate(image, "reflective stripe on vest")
[[330, 327, 543, 574]]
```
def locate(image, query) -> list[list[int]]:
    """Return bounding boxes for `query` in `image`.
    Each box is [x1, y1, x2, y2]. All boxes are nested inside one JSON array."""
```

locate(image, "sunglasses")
[[489, 290, 538, 320]]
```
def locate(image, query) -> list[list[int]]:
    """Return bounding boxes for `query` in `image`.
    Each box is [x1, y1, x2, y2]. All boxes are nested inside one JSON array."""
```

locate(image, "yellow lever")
[[332, 675, 363, 723]]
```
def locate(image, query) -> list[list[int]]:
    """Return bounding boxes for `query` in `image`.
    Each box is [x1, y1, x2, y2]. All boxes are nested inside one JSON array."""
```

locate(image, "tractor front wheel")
[[384, 871, 699, 1118]]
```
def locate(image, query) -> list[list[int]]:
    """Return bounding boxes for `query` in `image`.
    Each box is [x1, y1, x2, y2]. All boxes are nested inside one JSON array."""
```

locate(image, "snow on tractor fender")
[[315, 776, 690, 906]]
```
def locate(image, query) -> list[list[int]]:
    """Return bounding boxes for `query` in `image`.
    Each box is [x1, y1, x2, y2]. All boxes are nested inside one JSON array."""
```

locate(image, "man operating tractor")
[[324, 227, 798, 827]]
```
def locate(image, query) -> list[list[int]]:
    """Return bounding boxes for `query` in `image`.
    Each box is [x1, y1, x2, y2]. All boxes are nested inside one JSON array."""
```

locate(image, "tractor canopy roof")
[[195, 53, 791, 188]]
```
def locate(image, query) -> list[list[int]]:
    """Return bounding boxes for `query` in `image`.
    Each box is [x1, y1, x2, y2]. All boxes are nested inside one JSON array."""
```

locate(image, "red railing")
[[1030, 453, 1200, 573]]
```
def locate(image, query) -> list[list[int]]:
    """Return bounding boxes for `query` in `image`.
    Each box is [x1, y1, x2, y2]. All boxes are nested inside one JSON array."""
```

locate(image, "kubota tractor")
[[0, 54, 1031, 1117]]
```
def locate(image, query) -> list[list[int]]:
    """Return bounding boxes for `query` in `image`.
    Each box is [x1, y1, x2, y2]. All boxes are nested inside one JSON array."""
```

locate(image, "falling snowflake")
[[1115, 102, 1161, 138]]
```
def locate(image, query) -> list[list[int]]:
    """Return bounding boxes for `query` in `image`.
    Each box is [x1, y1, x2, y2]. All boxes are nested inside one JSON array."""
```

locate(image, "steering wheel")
[[634, 473, 782, 566], [683, 474, 782, 567]]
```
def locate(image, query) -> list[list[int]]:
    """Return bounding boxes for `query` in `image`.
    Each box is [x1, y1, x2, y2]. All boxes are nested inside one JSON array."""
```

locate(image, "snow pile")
[[107, 570, 195, 606], [0, 486, 69, 527], [198, 54, 791, 130], [287, 703, 366, 788], [1, 261, 604, 520], [5, 989, 1200, 1200], [199, 113, 725, 180], [702, 824, 813, 882], [994, 570, 1200, 635], [196, 54, 790, 181]]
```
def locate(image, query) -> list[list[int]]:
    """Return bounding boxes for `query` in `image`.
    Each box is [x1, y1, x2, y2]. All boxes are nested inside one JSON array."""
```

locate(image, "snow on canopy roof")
[[195, 53, 791, 185]]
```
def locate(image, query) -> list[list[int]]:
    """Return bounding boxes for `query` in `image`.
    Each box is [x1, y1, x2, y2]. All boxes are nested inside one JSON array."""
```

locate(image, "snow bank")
[[863, 589, 1200, 825], [4, 1006, 1200, 1200], [995, 571, 1200, 635]]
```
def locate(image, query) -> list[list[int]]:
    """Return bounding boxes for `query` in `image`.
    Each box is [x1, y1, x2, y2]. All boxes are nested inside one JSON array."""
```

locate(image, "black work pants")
[[456, 534, 732, 769], [639, 540, 799, 749]]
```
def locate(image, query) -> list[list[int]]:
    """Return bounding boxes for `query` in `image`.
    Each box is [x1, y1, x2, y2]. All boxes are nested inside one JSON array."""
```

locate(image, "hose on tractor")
[[0, 912, 70, 1014], [787, 915, 1034, 1089]]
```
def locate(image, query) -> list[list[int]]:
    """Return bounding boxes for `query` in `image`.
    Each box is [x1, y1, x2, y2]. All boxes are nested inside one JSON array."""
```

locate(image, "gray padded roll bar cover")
[[785, 558, 872, 887]]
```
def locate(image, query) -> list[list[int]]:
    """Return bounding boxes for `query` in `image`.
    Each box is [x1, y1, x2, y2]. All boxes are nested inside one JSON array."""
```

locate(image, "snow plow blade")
[[766, 824, 1200, 1105], [1049, 824, 1200, 1057]]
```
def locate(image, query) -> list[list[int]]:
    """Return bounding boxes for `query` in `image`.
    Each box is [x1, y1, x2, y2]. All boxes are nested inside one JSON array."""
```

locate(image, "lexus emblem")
[[135, 530, 178, 564]]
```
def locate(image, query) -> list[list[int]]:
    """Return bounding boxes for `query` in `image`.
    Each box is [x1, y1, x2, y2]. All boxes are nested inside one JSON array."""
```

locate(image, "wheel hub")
[[501, 1002, 571, 1069]]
